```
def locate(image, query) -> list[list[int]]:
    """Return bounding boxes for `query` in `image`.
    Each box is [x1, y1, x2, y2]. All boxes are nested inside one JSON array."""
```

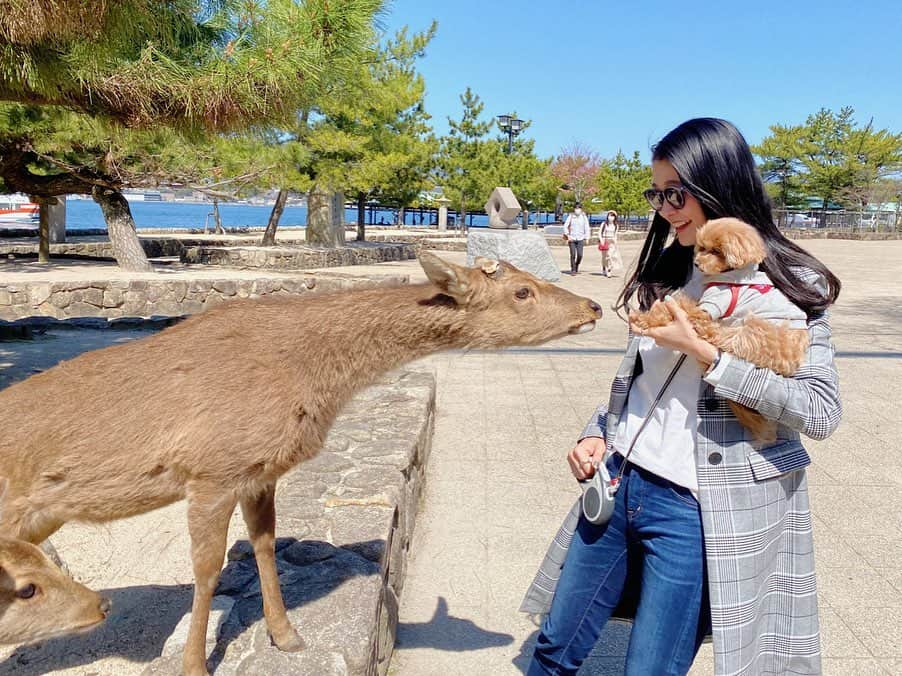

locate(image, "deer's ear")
[[418, 251, 470, 301]]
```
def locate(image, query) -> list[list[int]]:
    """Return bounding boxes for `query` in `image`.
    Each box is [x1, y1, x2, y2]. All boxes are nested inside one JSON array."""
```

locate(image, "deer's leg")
[[183, 485, 238, 676], [240, 484, 304, 652]]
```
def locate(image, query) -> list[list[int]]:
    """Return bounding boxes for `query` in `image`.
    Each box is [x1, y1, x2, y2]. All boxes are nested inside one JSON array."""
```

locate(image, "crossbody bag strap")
[[611, 353, 687, 486]]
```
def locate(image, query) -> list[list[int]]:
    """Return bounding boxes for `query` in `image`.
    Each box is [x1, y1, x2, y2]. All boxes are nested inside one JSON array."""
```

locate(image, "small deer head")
[[0, 479, 110, 644], [417, 251, 602, 348], [695, 218, 767, 274]]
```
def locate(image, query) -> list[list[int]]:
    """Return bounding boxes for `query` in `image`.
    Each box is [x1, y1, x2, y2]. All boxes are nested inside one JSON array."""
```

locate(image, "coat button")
[[704, 398, 719, 411], [708, 452, 723, 465]]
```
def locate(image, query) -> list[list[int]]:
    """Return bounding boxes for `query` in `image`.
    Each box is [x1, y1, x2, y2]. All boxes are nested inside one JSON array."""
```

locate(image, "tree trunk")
[[34, 197, 50, 263], [356, 191, 366, 242], [261, 189, 288, 246], [398, 206, 406, 228], [459, 193, 467, 234], [91, 186, 153, 272], [92, 187, 154, 272], [212, 198, 224, 234], [306, 183, 345, 247]]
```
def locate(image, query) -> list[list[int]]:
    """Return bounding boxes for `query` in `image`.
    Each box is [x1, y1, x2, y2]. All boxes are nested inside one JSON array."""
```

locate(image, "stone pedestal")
[[48, 196, 66, 243], [466, 230, 560, 281], [437, 197, 451, 231]]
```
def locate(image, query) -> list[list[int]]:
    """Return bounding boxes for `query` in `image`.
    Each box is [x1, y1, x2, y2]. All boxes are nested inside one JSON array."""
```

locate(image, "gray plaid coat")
[[522, 270, 841, 675]]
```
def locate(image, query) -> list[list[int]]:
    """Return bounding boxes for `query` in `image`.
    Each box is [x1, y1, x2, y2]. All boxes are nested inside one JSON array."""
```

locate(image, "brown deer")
[[1, 481, 111, 644], [0, 252, 602, 675]]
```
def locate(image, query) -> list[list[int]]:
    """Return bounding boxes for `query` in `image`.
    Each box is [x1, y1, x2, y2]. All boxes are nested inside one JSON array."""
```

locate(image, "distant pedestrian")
[[563, 203, 590, 274], [597, 210, 622, 276]]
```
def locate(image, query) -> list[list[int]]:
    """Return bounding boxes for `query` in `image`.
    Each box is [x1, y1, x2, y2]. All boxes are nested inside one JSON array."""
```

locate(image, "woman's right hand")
[[567, 436, 607, 481]]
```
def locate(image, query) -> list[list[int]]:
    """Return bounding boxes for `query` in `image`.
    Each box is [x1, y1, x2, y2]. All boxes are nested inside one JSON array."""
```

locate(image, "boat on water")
[[0, 194, 39, 224]]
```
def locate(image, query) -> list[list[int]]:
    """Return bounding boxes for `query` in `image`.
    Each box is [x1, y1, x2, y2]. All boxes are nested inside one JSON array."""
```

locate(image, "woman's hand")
[[630, 296, 719, 367], [568, 436, 606, 480]]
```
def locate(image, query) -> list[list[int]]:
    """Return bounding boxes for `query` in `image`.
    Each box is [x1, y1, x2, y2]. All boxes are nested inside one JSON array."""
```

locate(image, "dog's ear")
[[717, 220, 766, 268]]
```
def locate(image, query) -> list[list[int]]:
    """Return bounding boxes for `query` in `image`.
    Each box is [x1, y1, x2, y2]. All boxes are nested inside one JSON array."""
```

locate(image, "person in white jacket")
[[563, 203, 590, 274]]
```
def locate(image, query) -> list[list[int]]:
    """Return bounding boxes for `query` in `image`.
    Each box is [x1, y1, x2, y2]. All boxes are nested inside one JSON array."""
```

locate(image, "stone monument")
[[436, 196, 452, 231], [467, 187, 560, 281]]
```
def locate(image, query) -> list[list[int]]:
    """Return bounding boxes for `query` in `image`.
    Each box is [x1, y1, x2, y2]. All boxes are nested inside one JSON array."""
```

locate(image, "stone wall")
[[181, 242, 417, 270], [139, 370, 435, 676], [0, 275, 406, 323]]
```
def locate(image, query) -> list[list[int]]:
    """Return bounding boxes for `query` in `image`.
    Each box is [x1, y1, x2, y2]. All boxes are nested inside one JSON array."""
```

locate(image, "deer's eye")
[[15, 584, 37, 600], [515, 287, 531, 300], [710, 248, 722, 257]]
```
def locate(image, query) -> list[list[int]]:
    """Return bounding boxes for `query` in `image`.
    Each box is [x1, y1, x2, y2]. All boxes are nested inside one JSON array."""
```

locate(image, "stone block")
[[81, 287, 104, 307], [27, 283, 52, 306], [103, 287, 125, 308], [484, 187, 522, 229], [467, 229, 561, 281], [50, 291, 72, 308], [213, 279, 238, 296]]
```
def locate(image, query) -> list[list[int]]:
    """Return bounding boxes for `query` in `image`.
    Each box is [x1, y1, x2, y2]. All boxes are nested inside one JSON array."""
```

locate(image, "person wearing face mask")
[[563, 202, 590, 274], [598, 210, 622, 277], [523, 118, 842, 676]]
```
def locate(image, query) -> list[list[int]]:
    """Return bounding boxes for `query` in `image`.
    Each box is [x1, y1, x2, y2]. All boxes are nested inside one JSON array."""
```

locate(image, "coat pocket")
[[746, 441, 811, 481]]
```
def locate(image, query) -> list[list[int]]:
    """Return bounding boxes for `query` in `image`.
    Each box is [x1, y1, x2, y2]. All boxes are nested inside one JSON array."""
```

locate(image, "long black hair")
[[616, 118, 841, 318]]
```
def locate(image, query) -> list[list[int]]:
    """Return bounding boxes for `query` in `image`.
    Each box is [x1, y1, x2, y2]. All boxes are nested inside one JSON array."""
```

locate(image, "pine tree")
[[0, 1, 383, 269]]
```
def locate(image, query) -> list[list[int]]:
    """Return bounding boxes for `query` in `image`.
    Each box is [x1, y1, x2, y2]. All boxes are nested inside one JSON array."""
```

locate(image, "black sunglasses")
[[643, 186, 690, 211]]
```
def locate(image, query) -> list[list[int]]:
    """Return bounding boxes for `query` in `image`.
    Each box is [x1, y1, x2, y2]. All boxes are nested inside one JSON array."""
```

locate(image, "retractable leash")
[[580, 353, 687, 525]]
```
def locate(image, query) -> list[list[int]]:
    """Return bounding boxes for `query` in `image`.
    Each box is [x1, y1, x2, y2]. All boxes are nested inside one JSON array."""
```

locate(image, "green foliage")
[[752, 124, 808, 210], [0, 0, 385, 131], [268, 21, 437, 217], [755, 107, 902, 210], [595, 150, 650, 216], [438, 87, 498, 215], [437, 92, 550, 223], [0, 102, 282, 197]]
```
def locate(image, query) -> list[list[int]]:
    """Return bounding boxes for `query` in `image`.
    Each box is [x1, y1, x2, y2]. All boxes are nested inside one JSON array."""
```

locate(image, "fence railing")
[[775, 209, 901, 232]]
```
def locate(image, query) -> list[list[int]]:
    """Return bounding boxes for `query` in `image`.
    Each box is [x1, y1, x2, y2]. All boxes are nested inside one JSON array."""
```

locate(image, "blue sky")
[[382, 0, 902, 161]]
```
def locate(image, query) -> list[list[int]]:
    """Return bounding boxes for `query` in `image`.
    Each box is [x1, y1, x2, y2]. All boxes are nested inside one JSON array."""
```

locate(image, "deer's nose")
[[589, 301, 602, 318], [99, 597, 112, 616]]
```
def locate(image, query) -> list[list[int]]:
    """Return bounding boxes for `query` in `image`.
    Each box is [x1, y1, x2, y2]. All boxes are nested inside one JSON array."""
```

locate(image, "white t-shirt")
[[612, 268, 705, 495]]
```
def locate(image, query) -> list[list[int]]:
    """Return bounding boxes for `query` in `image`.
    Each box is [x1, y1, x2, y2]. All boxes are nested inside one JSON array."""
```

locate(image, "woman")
[[598, 210, 622, 276], [522, 118, 842, 675]]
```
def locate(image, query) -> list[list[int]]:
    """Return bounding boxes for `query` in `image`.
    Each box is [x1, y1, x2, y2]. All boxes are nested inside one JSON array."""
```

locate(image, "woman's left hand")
[[630, 296, 718, 365]]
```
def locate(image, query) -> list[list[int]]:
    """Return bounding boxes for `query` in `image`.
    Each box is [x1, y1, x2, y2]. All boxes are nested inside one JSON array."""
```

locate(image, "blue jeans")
[[528, 455, 710, 676]]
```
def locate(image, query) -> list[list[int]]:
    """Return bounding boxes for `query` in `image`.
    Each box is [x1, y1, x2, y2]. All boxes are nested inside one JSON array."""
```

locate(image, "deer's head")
[[418, 251, 602, 348], [0, 479, 110, 645]]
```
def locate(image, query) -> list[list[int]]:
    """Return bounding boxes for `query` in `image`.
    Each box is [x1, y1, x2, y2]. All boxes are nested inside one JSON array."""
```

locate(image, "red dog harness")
[[705, 282, 773, 318]]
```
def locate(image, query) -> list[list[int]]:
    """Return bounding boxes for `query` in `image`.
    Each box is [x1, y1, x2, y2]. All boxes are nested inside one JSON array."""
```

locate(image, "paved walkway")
[[2, 237, 899, 674]]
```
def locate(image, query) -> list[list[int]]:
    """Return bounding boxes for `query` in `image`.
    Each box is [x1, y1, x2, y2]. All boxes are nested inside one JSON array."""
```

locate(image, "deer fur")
[[629, 218, 809, 442], [0, 252, 601, 675], [0, 480, 110, 644]]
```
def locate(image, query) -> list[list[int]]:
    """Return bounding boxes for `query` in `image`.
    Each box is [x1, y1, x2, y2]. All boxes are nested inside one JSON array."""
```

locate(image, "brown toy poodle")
[[629, 218, 809, 443]]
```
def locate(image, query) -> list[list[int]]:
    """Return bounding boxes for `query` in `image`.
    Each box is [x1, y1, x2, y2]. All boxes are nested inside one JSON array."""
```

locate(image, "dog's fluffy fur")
[[629, 217, 809, 443]]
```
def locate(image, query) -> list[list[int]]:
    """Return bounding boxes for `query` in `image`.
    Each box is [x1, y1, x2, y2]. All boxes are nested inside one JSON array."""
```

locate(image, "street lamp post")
[[498, 114, 525, 227], [497, 114, 524, 155]]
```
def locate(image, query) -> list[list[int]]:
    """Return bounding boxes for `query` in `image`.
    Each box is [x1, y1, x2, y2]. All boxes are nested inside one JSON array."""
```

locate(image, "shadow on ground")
[[395, 597, 514, 652]]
